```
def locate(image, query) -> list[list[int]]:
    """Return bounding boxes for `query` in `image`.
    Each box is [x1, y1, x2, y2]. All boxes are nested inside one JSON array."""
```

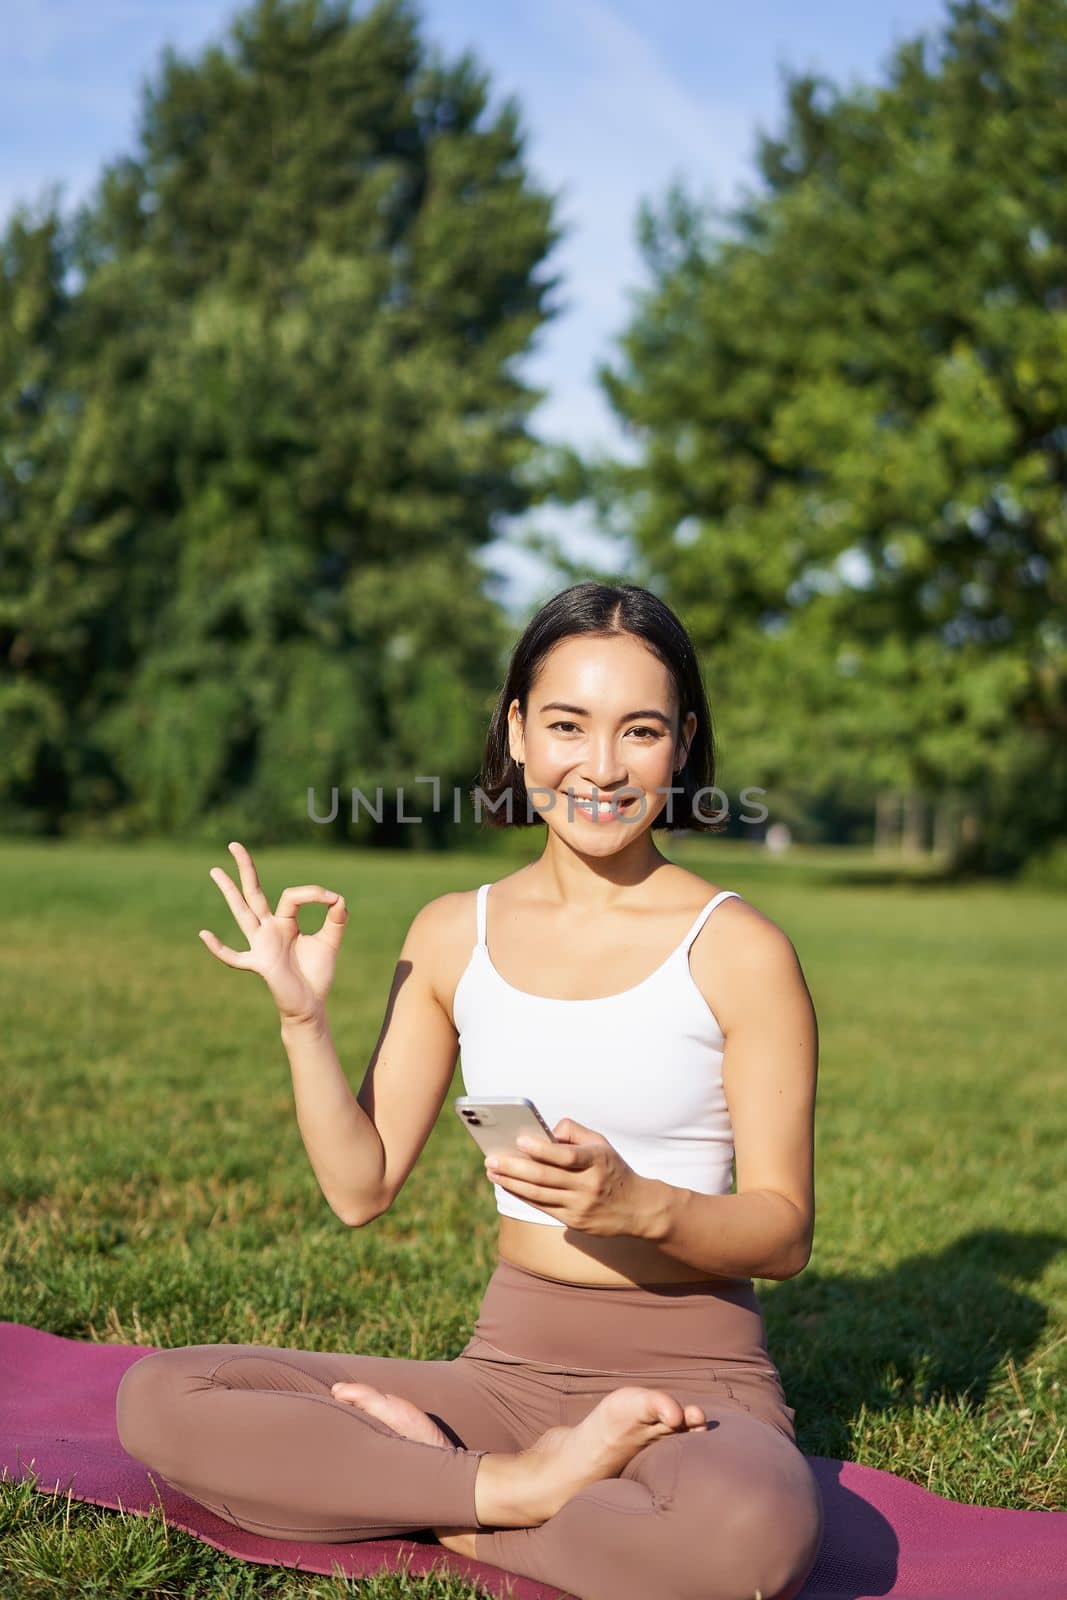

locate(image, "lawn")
[[2, 836, 1064, 1598]]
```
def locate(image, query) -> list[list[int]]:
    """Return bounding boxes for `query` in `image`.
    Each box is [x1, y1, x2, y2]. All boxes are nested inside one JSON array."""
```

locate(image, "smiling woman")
[[473, 579, 728, 838], [117, 581, 823, 1600], [450, 585, 816, 1300]]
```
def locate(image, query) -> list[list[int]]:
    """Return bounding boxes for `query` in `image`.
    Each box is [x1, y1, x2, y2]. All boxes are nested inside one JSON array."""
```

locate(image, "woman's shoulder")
[[668, 865, 796, 965], [685, 875, 806, 1024], [398, 887, 487, 1021], [406, 884, 483, 947]]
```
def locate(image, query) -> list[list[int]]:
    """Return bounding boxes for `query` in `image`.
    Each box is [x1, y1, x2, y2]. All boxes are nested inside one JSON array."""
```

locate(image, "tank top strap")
[[676, 889, 742, 957], [474, 882, 490, 948]]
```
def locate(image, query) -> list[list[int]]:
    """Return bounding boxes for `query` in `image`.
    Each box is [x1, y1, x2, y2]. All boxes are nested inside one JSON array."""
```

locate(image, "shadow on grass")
[[764, 1225, 1063, 1459]]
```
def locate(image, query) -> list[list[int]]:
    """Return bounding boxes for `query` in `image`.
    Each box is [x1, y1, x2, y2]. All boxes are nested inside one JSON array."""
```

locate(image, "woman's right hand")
[[198, 841, 348, 1026]]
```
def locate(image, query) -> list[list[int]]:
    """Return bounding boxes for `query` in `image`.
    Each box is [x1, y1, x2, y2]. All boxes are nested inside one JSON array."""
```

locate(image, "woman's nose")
[[581, 756, 628, 789]]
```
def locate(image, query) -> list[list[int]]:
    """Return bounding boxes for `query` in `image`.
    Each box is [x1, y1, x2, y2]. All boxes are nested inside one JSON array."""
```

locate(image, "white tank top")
[[453, 881, 742, 1227]]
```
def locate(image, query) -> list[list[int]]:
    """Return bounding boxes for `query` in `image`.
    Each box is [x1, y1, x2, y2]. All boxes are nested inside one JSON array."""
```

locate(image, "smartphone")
[[453, 1096, 559, 1161]]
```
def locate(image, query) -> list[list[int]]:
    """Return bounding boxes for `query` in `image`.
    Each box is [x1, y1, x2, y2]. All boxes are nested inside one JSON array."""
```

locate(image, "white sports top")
[[452, 881, 742, 1226]]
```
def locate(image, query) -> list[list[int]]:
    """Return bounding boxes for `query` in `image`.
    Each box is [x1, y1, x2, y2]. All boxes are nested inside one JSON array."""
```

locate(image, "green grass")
[[2, 836, 1064, 1598]]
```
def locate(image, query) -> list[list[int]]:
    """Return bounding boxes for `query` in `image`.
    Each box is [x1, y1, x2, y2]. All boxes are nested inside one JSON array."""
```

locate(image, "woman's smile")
[[568, 792, 640, 822]]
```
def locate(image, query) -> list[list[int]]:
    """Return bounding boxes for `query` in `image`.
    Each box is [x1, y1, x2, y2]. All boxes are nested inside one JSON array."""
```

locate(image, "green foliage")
[[560, 0, 1067, 873], [0, 0, 561, 841]]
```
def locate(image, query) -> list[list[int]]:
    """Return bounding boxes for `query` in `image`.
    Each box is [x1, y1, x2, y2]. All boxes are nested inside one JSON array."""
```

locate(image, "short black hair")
[[473, 581, 727, 833]]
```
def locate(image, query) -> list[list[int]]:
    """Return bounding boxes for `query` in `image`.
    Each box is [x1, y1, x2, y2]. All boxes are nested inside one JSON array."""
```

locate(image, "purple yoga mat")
[[2, 1321, 1064, 1599]]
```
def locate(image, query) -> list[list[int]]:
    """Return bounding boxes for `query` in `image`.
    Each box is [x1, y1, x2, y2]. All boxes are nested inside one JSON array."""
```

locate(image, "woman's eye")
[[548, 722, 659, 740]]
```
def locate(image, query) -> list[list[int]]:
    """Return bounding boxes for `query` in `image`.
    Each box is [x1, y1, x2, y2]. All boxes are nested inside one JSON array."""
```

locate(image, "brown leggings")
[[116, 1257, 824, 1600]]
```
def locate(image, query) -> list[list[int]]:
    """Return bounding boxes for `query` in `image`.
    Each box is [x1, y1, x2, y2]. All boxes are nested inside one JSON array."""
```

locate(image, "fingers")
[[197, 927, 251, 969], [316, 894, 348, 949], [200, 846, 346, 968], [227, 840, 273, 920], [274, 885, 342, 922], [208, 861, 261, 943]]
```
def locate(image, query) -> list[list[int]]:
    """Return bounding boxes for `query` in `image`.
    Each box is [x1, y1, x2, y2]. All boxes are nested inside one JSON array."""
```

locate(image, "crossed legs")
[[116, 1342, 823, 1599], [115, 1341, 509, 1541]]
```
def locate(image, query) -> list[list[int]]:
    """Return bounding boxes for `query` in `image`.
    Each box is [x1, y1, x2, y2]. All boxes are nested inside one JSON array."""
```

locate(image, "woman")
[[116, 581, 824, 1600]]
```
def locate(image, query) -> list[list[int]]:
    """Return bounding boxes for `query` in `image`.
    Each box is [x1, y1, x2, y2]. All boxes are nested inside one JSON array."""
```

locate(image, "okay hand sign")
[[198, 841, 348, 1026]]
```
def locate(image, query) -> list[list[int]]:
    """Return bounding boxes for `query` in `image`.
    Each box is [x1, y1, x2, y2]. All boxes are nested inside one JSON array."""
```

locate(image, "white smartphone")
[[453, 1095, 559, 1161]]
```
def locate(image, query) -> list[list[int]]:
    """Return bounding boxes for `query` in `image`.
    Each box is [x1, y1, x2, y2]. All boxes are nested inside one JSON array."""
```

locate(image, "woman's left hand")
[[484, 1118, 648, 1236]]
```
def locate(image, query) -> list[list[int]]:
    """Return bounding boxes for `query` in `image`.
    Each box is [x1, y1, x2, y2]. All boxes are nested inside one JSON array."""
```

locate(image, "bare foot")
[[334, 1379, 709, 1539], [437, 1387, 708, 1552], [331, 1382, 480, 1557], [506, 1385, 708, 1525], [330, 1381, 454, 1448]]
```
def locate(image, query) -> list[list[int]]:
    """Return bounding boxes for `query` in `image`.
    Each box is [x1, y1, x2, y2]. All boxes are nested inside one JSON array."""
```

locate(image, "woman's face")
[[506, 633, 697, 848]]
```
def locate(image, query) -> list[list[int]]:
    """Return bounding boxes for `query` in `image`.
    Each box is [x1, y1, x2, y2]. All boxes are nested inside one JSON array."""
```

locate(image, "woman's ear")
[[507, 699, 525, 767], [675, 710, 697, 770]]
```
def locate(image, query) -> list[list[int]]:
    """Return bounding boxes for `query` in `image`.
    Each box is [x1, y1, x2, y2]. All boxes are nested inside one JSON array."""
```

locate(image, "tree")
[[0, 0, 563, 840], [0, 198, 87, 833], [556, 0, 1067, 873]]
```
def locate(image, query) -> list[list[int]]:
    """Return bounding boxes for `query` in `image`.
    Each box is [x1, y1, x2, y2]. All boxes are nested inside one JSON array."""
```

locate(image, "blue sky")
[[2, 0, 950, 614]]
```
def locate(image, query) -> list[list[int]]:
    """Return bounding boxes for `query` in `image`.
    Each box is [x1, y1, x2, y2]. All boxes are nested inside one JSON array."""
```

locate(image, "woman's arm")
[[636, 905, 818, 1280], [283, 894, 464, 1226], [199, 840, 388, 1223], [635, 1184, 810, 1281], [280, 1011, 389, 1226]]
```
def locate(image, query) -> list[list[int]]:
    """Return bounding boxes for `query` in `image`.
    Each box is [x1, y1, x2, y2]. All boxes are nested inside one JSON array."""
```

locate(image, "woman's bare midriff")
[[497, 1215, 744, 1288]]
